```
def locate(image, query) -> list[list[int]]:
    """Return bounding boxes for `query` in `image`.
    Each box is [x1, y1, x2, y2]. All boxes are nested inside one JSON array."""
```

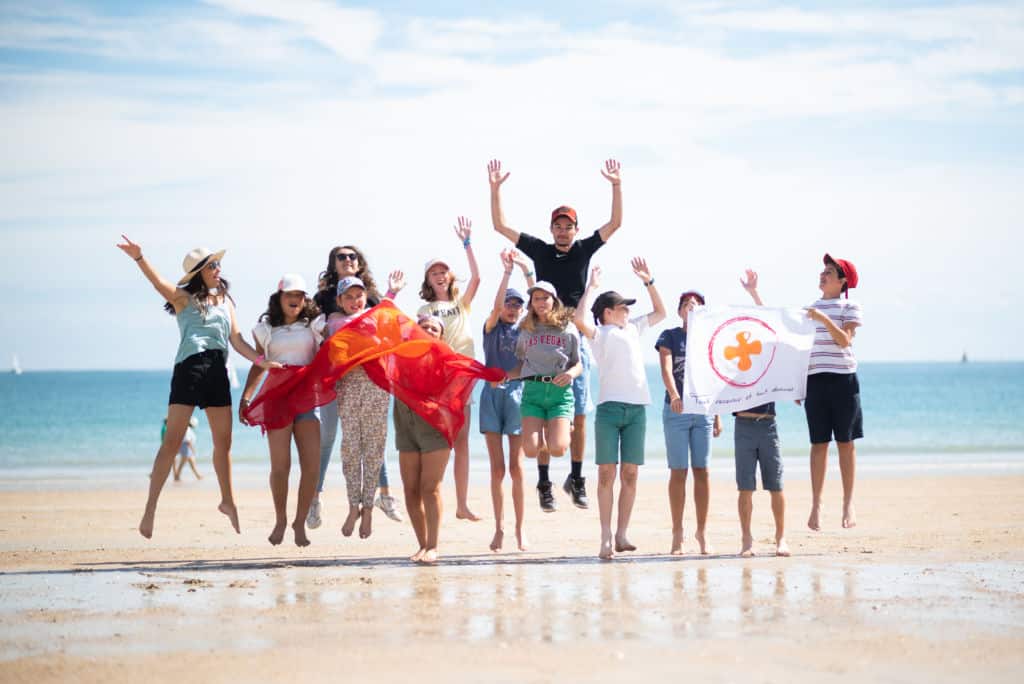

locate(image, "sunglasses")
[[205, 260, 221, 271], [336, 253, 359, 262]]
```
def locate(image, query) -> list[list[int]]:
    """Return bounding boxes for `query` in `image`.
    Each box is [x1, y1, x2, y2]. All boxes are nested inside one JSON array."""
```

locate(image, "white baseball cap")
[[277, 273, 308, 293]]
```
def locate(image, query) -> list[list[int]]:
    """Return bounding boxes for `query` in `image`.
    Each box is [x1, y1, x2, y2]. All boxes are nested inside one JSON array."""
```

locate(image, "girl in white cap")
[[417, 216, 481, 522], [116, 236, 279, 539], [239, 274, 323, 547]]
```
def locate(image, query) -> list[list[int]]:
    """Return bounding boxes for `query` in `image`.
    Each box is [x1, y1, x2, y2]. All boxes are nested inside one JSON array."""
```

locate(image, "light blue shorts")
[[663, 404, 713, 469], [294, 407, 320, 424], [479, 381, 523, 435], [572, 341, 594, 417]]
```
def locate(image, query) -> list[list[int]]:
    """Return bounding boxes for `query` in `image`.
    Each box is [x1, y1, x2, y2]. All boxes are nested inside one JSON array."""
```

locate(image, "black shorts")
[[169, 349, 232, 409], [804, 372, 863, 444]]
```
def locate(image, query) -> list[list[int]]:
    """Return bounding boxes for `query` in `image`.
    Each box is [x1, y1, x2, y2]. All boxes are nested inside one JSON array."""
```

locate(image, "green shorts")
[[595, 401, 646, 465], [520, 380, 575, 421], [393, 400, 450, 453]]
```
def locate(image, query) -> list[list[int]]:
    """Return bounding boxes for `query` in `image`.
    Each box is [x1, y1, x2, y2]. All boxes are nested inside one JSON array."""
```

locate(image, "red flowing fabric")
[[241, 301, 504, 446]]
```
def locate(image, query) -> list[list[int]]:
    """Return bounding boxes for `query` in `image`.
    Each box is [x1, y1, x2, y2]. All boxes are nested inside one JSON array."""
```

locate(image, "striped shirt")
[[808, 298, 863, 375]]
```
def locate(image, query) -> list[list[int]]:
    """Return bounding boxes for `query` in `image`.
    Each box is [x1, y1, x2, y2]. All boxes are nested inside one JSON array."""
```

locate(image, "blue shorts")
[[572, 340, 594, 417], [294, 407, 320, 424], [479, 381, 523, 435], [663, 404, 713, 469]]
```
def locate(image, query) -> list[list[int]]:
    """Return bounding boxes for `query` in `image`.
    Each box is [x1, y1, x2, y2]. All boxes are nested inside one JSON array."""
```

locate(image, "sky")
[[2, 0, 1022, 370]]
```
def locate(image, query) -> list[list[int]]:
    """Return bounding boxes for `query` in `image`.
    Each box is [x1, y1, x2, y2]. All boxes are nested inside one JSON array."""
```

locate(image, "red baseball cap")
[[550, 205, 578, 225], [824, 253, 859, 293]]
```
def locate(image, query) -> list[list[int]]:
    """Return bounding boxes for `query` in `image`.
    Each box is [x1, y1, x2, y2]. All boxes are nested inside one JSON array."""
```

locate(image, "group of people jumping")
[[118, 158, 864, 563]]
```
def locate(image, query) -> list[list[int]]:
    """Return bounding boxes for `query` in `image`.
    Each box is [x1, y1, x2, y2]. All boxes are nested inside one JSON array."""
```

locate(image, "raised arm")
[[510, 249, 535, 287], [573, 265, 600, 340], [740, 268, 764, 306], [632, 257, 665, 327], [454, 216, 481, 307], [116, 235, 187, 312], [595, 159, 623, 243], [385, 270, 406, 300], [488, 159, 520, 245], [485, 251, 515, 334]]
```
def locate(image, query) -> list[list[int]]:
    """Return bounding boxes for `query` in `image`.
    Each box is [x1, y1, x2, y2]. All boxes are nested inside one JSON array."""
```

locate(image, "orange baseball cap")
[[550, 205, 577, 225]]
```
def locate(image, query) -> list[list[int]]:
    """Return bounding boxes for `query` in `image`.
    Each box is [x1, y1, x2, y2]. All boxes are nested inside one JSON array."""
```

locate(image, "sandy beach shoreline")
[[1, 472, 1022, 682]]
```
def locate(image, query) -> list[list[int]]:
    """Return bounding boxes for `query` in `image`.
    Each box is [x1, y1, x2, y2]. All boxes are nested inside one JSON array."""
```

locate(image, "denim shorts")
[[294, 407, 320, 424], [521, 380, 575, 421], [595, 401, 646, 465], [734, 416, 783, 491], [572, 340, 594, 417], [663, 404, 713, 469], [479, 381, 523, 435]]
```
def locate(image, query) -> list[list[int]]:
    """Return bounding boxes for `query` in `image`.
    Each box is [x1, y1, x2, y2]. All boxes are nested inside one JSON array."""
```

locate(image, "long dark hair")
[[164, 271, 234, 315], [318, 245, 381, 301], [258, 292, 320, 327]]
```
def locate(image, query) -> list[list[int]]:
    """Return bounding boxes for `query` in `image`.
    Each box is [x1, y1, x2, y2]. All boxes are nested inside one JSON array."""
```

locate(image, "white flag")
[[683, 305, 815, 415]]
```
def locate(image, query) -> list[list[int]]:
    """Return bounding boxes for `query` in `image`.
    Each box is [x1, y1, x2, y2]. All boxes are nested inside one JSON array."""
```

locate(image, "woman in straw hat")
[[117, 236, 280, 539]]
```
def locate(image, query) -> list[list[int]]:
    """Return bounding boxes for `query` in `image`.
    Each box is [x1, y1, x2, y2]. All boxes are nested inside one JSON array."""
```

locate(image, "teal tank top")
[[174, 298, 231, 365]]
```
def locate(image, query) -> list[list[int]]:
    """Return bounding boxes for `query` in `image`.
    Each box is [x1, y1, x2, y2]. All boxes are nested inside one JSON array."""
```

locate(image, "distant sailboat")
[[11, 354, 22, 375], [961, 350, 968, 363]]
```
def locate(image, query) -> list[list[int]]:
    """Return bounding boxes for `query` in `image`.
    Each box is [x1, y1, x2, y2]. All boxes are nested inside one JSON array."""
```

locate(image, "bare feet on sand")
[[292, 521, 310, 547], [138, 510, 155, 539], [420, 548, 439, 564], [341, 505, 360, 537], [359, 508, 373, 539], [614, 536, 636, 553], [219, 501, 240, 534], [410, 548, 426, 562], [740, 534, 755, 557], [695, 529, 713, 555], [456, 507, 481, 522], [268, 520, 286, 545], [807, 503, 822, 531], [670, 528, 685, 555], [599, 538, 614, 560], [490, 529, 503, 552], [776, 538, 791, 556], [842, 501, 857, 528], [516, 529, 528, 552]]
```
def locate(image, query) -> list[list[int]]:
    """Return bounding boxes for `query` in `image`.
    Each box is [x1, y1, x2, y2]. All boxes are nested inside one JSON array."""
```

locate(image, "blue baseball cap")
[[336, 276, 365, 295], [505, 288, 525, 304]]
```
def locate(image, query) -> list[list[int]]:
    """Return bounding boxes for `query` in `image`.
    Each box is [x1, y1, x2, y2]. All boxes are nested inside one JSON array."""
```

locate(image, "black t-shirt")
[[516, 230, 605, 308]]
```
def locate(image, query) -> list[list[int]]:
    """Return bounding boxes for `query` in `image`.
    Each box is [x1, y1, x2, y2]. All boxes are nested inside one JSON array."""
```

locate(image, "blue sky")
[[2, 0, 1022, 369]]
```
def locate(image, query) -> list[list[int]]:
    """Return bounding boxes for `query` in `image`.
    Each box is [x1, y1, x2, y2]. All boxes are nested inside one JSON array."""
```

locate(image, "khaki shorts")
[[393, 400, 450, 453]]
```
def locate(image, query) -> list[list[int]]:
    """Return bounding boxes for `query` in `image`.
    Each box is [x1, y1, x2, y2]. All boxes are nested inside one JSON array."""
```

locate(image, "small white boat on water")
[[11, 354, 22, 375]]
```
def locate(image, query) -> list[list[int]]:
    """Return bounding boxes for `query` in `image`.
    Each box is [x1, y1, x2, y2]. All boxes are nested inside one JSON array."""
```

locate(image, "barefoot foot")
[[516, 529, 529, 552], [456, 507, 482, 522], [138, 510, 155, 539], [670, 528, 684, 555], [420, 548, 439, 564], [490, 529, 504, 552], [409, 547, 426, 562], [807, 503, 821, 531], [740, 534, 755, 557], [695, 529, 713, 555], [292, 521, 310, 547], [218, 501, 240, 534], [599, 538, 615, 560], [614, 536, 636, 553], [842, 502, 857, 529], [776, 538, 791, 557], [268, 520, 286, 545], [341, 505, 360, 537], [359, 508, 373, 539]]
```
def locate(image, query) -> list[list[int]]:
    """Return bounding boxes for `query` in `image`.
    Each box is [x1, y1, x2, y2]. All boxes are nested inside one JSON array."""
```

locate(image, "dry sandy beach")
[[1, 471, 1022, 683]]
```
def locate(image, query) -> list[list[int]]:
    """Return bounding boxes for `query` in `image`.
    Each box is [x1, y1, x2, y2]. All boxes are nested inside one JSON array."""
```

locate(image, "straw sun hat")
[[177, 247, 226, 286]]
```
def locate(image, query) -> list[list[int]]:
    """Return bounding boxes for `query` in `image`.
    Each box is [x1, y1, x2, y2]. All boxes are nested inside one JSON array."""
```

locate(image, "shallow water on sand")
[[2, 557, 1021, 659]]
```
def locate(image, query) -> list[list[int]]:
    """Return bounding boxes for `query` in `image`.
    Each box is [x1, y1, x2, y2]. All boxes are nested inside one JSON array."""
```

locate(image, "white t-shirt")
[[417, 299, 474, 357], [589, 315, 651, 406], [252, 320, 323, 366], [807, 297, 863, 375]]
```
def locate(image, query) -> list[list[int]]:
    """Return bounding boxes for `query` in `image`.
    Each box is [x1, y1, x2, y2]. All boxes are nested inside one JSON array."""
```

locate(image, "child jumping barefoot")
[[397, 315, 455, 563], [481, 250, 534, 552], [575, 260, 665, 559], [418, 216, 482, 522], [240, 274, 322, 547], [117, 236, 278, 539]]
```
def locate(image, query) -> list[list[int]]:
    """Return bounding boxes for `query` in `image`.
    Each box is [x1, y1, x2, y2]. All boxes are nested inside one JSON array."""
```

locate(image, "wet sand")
[[1, 472, 1022, 682]]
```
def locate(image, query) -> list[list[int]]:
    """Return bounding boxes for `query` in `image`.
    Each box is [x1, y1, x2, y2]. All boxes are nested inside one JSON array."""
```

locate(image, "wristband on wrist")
[[524, 269, 534, 277], [134, 255, 143, 262], [256, 354, 265, 365], [385, 289, 396, 299], [645, 278, 655, 287], [462, 238, 471, 248]]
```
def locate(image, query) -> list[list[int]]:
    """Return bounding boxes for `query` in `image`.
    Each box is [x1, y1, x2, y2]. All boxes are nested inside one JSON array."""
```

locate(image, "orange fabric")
[[242, 301, 504, 445]]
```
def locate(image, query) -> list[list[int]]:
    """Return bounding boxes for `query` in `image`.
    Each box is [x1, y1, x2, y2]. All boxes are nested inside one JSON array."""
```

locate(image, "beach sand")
[[1, 471, 1022, 682]]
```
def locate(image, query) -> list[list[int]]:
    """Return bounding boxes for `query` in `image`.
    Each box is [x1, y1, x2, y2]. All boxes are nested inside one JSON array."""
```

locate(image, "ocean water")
[[0, 363, 1022, 476]]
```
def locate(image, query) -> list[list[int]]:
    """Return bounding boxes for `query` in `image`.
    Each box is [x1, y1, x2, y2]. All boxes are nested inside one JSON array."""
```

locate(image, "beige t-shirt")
[[417, 299, 474, 357]]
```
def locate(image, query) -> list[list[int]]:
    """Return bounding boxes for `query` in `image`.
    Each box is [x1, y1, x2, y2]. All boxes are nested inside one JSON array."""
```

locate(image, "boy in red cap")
[[487, 158, 622, 512], [804, 254, 863, 530]]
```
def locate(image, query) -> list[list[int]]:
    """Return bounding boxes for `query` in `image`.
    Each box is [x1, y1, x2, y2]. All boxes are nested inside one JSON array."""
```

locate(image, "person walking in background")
[[170, 416, 202, 481], [417, 216, 482, 522], [488, 157, 622, 511], [574, 260, 665, 559], [309, 245, 405, 530], [117, 236, 279, 539]]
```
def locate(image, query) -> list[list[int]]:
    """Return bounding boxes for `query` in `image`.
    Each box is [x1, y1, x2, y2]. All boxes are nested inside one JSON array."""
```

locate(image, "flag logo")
[[708, 316, 777, 388]]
